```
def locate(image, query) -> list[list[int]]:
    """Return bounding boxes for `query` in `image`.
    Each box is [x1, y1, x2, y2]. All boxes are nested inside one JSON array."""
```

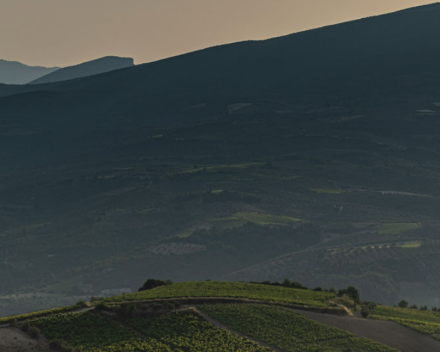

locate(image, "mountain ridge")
[[0, 59, 59, 85], [28, 56, 135, 85]]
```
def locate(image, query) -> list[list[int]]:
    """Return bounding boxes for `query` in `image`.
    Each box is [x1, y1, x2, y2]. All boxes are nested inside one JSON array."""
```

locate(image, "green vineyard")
[[33, 312, 171, 352], [200, 304, 398, 352], [125, 310, 270, 351], [371, 305, 440, 341], [32, 310, 270, 352], [0, 304, 79, 324]]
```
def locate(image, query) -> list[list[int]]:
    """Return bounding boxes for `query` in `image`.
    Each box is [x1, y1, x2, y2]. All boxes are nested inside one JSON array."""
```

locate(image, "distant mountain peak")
[[29, 56, 135, 85], [0, 60, 60, 85]]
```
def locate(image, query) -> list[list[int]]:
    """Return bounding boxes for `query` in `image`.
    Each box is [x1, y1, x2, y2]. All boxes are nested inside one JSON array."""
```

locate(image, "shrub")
[[313, 287, 323, 292], [398, 300, 409, 308], [49, 340, 63, 350], [363, 301, 377, 311], [49, 340, 74, 351], [361, 308, 370, 318], [28, 326, 41, 339], [128, 304, 137, 313], [95, 303, 108, 311], [9, 318, 17, 327], [90, 296, 103, 303], [21, 320, 30, 332], [165, 302, 175, 310], [338, 286, 360, 304], [76, 300, 88, 307]]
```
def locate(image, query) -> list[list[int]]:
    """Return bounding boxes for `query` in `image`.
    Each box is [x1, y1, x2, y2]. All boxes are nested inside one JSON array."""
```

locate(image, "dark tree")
[[138, 278, 172, 292], [398, 300, 409, 308]]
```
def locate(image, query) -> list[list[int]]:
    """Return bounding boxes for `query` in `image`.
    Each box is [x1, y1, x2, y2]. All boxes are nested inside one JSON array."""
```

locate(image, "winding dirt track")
[[296, 310, 440, 352]]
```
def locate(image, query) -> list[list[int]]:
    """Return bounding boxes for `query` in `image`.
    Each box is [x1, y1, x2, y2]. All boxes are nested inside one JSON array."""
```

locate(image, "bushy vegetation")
[[105, 281, 335, 307], [200, 304, 398, 351]]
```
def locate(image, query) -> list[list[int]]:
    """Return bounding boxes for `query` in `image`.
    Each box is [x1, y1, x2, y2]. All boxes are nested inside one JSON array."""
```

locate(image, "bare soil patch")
[[0, 327, 48, 352]]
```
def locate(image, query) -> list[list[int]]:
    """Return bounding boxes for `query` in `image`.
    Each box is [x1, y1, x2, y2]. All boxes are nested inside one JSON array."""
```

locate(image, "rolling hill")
[[1, 281, 440, 352], [0, 59, 59, 85], [28, 56, 135, 85], [2, 3, 440, 316]]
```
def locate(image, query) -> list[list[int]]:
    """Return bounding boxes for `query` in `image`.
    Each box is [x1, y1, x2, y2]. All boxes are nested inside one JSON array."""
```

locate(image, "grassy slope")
[[105, 281, 334, 307], [371, 306, 440, 341], [200, 304, 398, 352]]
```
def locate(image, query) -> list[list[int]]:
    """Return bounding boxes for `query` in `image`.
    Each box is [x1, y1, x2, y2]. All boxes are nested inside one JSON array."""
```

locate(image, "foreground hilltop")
[[1, 281, 440, 352], [2, 3, 440, 315]]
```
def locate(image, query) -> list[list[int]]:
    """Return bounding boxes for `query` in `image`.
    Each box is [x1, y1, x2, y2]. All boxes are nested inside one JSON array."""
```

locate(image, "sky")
[[0, 0, 437, 68]]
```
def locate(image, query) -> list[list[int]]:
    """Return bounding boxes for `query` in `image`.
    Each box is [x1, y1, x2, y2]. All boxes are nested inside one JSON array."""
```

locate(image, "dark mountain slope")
[[2, 4, 440, 316], [0, 59, 59, 85], [0, 3, 439, 149], [28, 56, 135, 85]]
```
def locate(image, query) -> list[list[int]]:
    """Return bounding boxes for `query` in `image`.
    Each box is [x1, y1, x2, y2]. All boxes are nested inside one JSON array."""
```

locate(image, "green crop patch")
[[207, 217, 248, 230], [33, 312, 172, 352], [372, 316, 440, 342], [125, 311, 270, 351], [371, 306, 440, 341], [379, 223, 421, 235], [0, 305, 79, 324], [234, 212, 304, 225], [371, 306, 440, 324], [105, 281, 334, 307], [200, 304, 398, 352], [212, 212, 305, 226]]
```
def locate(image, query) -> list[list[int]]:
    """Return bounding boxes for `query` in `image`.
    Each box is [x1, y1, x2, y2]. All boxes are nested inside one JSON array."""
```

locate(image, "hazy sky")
[[0, 0, 436, 67]]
